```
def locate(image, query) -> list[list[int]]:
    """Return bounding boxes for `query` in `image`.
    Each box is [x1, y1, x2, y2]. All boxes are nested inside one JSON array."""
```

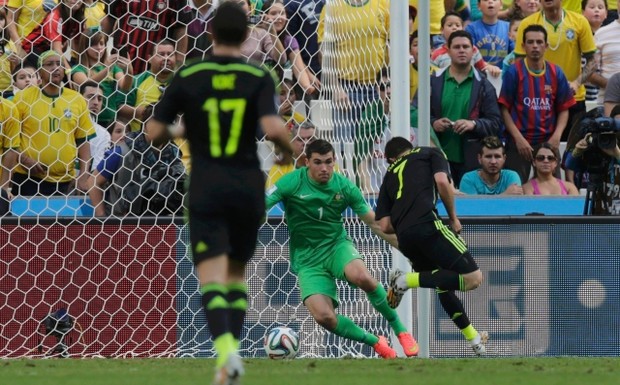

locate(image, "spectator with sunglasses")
[[523, 142, 579, 195]]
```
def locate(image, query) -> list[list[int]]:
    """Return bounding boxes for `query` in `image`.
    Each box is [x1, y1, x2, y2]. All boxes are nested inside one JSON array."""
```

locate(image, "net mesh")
[[1, 0, 398, 357], [2, 219, 620, 358]]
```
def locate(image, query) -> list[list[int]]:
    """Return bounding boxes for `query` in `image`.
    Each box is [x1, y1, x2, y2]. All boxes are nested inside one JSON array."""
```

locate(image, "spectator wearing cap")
[[12, 50, 96, 196], [266, 120, 316, 188]]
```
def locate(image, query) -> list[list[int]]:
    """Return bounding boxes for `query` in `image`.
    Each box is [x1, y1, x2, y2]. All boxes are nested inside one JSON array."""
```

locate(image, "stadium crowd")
[[0, 0, 619, 216]]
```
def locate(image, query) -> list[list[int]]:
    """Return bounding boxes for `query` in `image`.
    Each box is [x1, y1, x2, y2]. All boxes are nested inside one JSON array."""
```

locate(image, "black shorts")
[[188, 163, 265, 266], [398, 219, 478, 274]]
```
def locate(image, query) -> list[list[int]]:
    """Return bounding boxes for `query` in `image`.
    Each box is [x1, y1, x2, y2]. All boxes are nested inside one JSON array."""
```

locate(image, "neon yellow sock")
[[405, 272, 420, 288], [213, 333, 236, 368], [460, 324, 478, 341]]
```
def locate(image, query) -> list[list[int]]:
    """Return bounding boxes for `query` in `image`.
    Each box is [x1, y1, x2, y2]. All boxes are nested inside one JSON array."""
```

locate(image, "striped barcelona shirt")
[[498, 59, 575, 145], [108, 0, 191, 74]]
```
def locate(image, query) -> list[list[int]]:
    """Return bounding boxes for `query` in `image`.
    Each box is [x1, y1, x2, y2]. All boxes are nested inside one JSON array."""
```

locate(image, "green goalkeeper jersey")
[[266, 167, 370, 269]]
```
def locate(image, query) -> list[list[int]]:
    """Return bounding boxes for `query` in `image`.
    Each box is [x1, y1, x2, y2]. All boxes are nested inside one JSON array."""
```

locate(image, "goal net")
[[0, 0, 400, 359]]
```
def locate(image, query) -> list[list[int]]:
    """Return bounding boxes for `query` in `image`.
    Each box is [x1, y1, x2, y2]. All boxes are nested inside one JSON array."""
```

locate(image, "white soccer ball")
[[264, 326, 300, 359]]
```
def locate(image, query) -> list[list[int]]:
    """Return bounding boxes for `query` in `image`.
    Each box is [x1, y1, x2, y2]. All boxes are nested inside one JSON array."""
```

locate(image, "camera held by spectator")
[[568, 113, 620, 215], [576, 117, 620, 176], [581, 117, 620, 151]]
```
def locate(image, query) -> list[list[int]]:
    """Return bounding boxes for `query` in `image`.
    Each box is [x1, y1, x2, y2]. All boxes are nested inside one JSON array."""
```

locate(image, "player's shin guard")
[[227, 282, 248, 347], [420, 269, 464, 291], [436, 289, 471, 330], [201, 283, 233, 366], [367, 284, 407, 334]]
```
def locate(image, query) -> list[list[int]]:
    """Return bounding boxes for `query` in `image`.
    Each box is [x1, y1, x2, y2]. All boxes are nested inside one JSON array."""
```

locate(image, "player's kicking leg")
[[388, 268, 488, 356], [387, 221, 487, 356]]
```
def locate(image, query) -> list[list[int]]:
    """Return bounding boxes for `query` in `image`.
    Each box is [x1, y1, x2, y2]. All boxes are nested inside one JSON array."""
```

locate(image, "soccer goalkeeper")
[[266, 139, 419, 358]]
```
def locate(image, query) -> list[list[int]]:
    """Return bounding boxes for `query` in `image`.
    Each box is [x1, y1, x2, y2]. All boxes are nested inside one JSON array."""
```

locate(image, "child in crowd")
[[89, 117, 130, 216], [431, 12, 501, 77], [410, 31, 439, 101], [502, 17, 522, 77], [5, 63, 39, 99], [583, 0, 608, 33], [71, 29, 133, 128], [582, 0, 608, 101], [466, 0, 513, 67]]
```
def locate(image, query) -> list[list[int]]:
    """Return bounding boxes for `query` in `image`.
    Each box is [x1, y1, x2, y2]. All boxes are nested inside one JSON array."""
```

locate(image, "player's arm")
[[374, 174, 395, 235], [435, 171, 461, 233], [359, 210, 398, 249], [376, 216, 394, 235], [145, 118, 174, 147]]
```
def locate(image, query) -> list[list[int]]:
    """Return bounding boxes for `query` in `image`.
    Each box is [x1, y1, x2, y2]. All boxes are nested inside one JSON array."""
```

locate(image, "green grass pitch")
[[2, 357, 619, 385]]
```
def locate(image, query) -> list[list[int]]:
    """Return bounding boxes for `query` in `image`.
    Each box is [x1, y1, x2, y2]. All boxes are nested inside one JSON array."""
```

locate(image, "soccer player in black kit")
[[374, 137, 488, 356], [147, 3, 292, 384]]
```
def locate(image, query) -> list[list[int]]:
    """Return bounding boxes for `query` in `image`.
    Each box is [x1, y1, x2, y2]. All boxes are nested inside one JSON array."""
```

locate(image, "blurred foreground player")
[[147, 2, 293, 384]]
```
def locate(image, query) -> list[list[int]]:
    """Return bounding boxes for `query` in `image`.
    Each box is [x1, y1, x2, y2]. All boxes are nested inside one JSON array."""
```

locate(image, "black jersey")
[[376, 147, 451, 232], [154, 56, 278, 168]]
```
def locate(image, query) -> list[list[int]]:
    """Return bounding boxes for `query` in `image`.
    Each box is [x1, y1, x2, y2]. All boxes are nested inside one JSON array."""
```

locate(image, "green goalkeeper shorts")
[[297, 240, 362, 307]]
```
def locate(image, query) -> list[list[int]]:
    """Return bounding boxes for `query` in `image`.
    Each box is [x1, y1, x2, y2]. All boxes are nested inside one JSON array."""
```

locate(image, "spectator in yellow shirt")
[[12, 50, 96, 196]]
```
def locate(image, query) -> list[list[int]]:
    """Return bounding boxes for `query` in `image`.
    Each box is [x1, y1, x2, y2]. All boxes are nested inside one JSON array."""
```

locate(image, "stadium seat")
[[11, 196, 94, 217]]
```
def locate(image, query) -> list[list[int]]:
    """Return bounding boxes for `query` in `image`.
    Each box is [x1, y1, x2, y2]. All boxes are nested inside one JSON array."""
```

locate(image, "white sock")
[[396, 274, 408, 289], [469, 333, 481, 346]]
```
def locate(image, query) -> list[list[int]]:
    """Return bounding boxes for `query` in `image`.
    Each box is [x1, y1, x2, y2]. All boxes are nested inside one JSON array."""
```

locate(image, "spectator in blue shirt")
[[459, 136, 523, 195]]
